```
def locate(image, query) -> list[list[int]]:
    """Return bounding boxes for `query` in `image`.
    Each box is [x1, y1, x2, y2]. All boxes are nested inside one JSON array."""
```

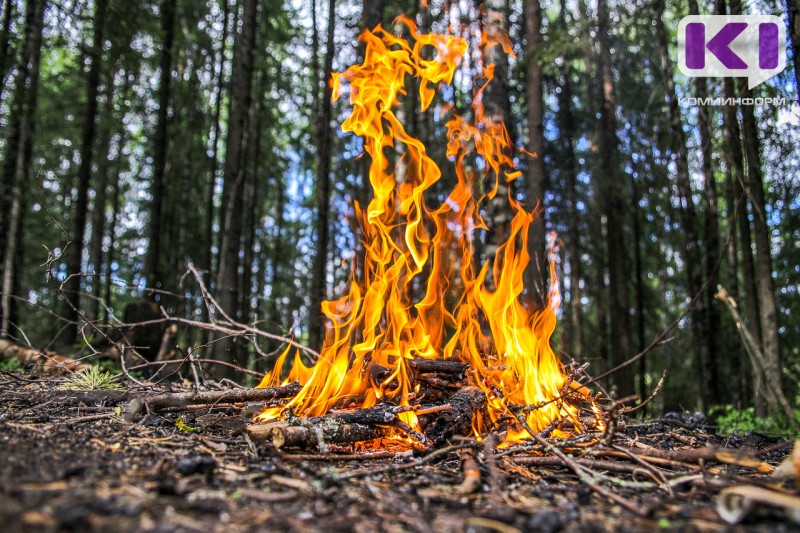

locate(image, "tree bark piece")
[[0, 338, 90, 374], [125, 382, 301, 421], [423, 386, 486, 445], [248, 420, 386, 450]]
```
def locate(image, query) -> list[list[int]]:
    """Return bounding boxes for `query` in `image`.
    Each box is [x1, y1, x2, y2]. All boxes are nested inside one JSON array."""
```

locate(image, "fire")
[[256, 17, 597, 444]]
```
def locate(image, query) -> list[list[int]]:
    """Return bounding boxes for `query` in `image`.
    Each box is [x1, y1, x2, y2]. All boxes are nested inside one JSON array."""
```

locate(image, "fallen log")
[[627, 445, 774, 473], [408, 358, 469, 376], [368, 358, 469, 382], [0, 338, 90, 374], [423, 386, 486, 445], [125, 382, 302, 421], [328, 404, 412, 425], [247, 419, 386, 449]]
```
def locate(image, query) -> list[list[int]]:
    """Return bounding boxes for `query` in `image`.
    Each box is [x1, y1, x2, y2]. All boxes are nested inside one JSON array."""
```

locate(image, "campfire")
[[251, 18, 603, 450]]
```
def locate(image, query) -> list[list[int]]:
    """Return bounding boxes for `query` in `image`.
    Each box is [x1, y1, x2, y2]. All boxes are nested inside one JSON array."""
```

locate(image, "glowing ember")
[[256, 17, 600, 445]]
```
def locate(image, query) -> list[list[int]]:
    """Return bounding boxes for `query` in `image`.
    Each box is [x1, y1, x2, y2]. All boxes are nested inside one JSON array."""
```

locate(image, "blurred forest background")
[[0, 0, 798, 427]]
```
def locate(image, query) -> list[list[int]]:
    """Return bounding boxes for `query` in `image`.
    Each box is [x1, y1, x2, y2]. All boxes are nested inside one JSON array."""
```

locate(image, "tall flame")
[[257, 18, 594, 444]]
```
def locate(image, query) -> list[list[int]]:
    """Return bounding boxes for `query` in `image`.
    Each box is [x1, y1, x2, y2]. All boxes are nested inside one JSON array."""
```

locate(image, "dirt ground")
[[0, 371, 796, 532]]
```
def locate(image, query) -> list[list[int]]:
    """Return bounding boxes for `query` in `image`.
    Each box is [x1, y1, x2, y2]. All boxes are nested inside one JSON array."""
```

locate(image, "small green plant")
[[61, 366, 121, 391], [711, 404, 800, 438], [0, 358, 25, 372], [175, 417, 200, 433]]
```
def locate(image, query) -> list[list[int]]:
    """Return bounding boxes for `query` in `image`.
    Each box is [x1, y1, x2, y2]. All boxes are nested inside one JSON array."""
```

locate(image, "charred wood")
[[422, 386, 486, 445]]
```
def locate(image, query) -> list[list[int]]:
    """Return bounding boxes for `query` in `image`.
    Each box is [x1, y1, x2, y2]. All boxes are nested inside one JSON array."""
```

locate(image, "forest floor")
[[0, 371, 796, 533]]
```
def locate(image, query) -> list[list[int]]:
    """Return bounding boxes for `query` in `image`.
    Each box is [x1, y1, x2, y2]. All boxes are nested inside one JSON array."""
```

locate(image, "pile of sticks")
[[243, 358, 598, 451]]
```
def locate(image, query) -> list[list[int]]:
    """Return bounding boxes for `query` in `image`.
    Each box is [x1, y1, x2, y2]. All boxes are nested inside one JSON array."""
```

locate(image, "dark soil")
[[0, 371, 795, 532]]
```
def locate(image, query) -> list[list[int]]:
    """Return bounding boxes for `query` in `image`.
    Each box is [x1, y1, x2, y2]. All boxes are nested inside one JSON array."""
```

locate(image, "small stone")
[[527, 510, 562, 533], [175, 452, 217, 476]]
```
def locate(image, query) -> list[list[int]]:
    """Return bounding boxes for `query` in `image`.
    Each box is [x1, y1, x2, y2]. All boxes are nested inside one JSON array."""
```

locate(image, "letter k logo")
[[678, 15, 786, 89], [686, 22, 748, 69]]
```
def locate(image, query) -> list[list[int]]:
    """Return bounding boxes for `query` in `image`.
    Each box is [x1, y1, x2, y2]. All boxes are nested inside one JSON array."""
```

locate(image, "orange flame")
[[257, 18, 596, 444]]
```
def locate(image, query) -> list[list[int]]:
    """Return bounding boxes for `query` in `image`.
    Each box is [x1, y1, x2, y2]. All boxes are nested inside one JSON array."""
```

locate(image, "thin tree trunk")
[[104, 150, 123, 322], [1, 0, 44, 338], [596, 0, 634, 397], [211, 0, 258, 372], [716, 0, 761, 408], [0, 0, 31, 295], [0, 0, 14, 103], [576, 0, 608, 365], [307, 0, 336, 352], [737, 85, 785, 415], [700, 105, 724, 405], [656, 0, 718, 409], [523, 0, 546, 306], [144, 0, 177, 298], [729, 0, 786, 416], [630, 172, 647, 405], [88, 71, 117, 323], [267, 178, 287, 356], [238, 78, 263, 364], [206, 0, 230, 280], [556, 0, 582, 358], [62, 0, 108, 346], [789, 0, 800, 94], [480, 0, 511, 275], [688, 0, 724, 407], [718, 43, 750, 405]]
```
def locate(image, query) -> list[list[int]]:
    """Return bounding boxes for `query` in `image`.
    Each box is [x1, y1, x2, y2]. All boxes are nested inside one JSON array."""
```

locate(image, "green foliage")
[[0, 358, 25, 372], [711, 405, 800, 438], [175, 417, 200, 434], [60, 366, 121, 391]]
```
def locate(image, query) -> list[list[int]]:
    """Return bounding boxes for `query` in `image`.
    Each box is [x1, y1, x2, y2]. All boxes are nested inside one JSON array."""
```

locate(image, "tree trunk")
[[267, 177, 287, 356], [1, 0, 30, 296], [789, 0, 800, 94], [656, 0, 719, 409], [0, 0, 44, 338], [104, 144, 125, 322], [0, 0, 15, 103], [210, 0, 258, 372], [523, 0, 546, 306], [596, 0, 634, 398], [61, 0, 108, 346], [688, 0, 725, 407], [144, 0, 177, 299], [630, 171, 647, 405], [206, 0, 230, 280], [556, 0, 582, 358], [718, 46, 752, 405], [576, 0, 609, 365], [87, 70, 117, 323], [307, 0, 336, 352], [729, 0, 786, 416], [737, 83, 785, 416]]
